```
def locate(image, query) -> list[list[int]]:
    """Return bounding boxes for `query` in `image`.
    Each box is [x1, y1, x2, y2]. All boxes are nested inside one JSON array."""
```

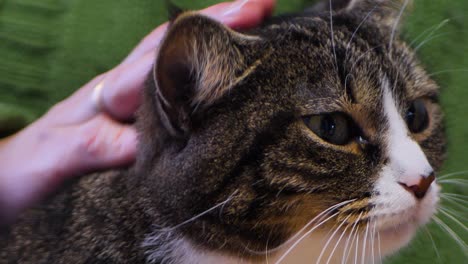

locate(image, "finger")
[[63, 115, 138, 175], [47, 50, 152, 123], [44, 73, 107, 125], [100, 51, 154, 120], [122, 0, 275, 66]]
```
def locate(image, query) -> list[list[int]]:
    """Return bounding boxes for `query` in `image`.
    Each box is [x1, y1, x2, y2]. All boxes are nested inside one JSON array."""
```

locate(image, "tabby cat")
[[0, 0, 447, 263]]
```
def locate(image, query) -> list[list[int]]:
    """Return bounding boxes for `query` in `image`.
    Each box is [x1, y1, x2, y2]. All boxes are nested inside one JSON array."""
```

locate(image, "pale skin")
[[0, 0, 275, 223]]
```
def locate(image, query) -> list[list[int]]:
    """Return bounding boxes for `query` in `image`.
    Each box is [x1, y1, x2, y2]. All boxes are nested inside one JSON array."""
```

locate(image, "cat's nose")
[[398, 172, 435, 199]]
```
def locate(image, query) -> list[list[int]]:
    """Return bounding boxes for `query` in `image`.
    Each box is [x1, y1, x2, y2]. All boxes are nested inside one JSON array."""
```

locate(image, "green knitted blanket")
[[0, 0, 466, 263], [0, 0, 308, 136]]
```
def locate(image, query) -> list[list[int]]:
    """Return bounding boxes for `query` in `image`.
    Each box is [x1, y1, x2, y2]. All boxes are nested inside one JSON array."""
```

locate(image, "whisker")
[[156, 190, 238, 232], [440, 193, 467, 204], [354, 232, 360, 264], [432, 216, 468, 257], [325, 221, 352, 264], [329, 0, 338, 75], [414, 32, 459, 52], [244, 199, 357, 256], [389, 0, 410, 52], [345, 4, 378, 61], [424, 226, 441, 263], [443, 193, 468, 199], [361, 221, 370, 264], [429, 69, 468, 77], [440, 195, 468, 211], [437, 170, 468, 180], [274, 212, 339, 264], [439, 204, 467, 220], [438, 179, 468, 185], [371, 220, 377, 264], [438, 208, 468, 231], [342, 212, 363, 264], [377, 228, 382, 263], [317, 214, 352, 264], [409, 19, 450, 48]]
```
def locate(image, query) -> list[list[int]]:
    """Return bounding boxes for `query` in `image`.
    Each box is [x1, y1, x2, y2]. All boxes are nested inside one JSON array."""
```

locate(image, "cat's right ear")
[[153, 13, 261, 137]]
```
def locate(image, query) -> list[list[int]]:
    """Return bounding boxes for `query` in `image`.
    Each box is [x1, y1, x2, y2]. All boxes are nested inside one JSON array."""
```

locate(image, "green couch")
[[0, 0, 466, 263]]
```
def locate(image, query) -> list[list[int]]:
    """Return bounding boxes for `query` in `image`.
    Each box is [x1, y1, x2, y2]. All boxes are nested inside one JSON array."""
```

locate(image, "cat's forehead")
[[259, 16, 438, 108]]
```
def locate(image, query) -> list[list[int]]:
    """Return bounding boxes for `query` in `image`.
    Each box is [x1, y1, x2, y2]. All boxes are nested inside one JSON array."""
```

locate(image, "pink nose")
[[398, 172, 435, 199]]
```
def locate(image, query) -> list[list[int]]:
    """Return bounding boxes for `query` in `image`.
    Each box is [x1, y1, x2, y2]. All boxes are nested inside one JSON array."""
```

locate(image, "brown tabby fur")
[[0, 0, 446, 263]]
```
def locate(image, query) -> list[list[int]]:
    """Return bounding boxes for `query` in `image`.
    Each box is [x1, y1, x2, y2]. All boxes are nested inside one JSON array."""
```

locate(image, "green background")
[[0, 0, 466, 263]]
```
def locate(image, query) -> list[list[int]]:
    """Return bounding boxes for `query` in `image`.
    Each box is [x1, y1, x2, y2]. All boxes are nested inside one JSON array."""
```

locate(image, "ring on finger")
[[91, 79, 105, 112]]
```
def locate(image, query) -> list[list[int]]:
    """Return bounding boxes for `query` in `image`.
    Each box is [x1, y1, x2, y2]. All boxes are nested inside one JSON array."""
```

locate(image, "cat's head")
[[137, 0, 445, 262]]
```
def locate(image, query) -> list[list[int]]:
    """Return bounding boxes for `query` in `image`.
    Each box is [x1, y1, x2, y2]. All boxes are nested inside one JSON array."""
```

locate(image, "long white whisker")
[[274, 212, 340, 264], [325, 221, 352, 264], [438, 179, 468, 186], [439, 204, 467, 220], [377, 227, 382, 263], [437, 170, 468, 180], [429, 69, 468, 77], [157, 191, 237, 232], [438, 208, 468, 231], [441, 193, 468, 204], [362, 221, 370, 264], [414, 31, 467, 52], [440, 195, 468, 211], [244, 199, 356, 256], [424, 226, 441, 263], [371, 220, 377, 264], [329, 0, 338, 74], [342, 212, 363, 264], [432, 216, 468, 256], [345, 5, 378, 61], [317, 214, 352, 264], [443, 193, 468, 199], [409, 19, 450, 48], [389, 0, 410, 52], [354, 232, 360, 264]]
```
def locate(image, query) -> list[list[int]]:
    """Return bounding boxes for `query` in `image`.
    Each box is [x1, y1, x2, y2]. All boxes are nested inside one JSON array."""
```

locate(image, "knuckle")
[[77, 118, 108, 159]]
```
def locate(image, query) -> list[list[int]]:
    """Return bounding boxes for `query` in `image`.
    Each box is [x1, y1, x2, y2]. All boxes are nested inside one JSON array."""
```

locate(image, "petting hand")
[[0, 0, 275, 223]]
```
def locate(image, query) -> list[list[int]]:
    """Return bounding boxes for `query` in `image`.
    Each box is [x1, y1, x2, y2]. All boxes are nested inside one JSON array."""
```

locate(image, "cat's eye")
[[406, 99, 429, 134], [304, 113, 353, 145]]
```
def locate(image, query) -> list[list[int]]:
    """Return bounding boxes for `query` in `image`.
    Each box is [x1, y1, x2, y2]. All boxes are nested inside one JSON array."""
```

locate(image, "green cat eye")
[[406, 99, 429, 134], [305, 113, 352, 145]]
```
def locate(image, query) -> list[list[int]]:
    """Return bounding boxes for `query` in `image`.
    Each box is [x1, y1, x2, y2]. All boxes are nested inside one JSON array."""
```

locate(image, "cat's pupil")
[[406, 99, 429, 133], [321, 115, 336, 139], [306, 113, 352, 145]]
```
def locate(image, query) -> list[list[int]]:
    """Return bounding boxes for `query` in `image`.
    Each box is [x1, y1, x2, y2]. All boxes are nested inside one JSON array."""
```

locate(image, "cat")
[[0, 0, 447, 263]]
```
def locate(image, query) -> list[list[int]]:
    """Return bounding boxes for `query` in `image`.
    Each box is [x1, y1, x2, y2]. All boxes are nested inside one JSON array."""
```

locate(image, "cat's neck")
[[142, 228, 381, 264]]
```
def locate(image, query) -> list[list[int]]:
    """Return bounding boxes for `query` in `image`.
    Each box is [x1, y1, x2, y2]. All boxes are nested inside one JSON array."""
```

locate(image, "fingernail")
[[223, 0, 250, 16]]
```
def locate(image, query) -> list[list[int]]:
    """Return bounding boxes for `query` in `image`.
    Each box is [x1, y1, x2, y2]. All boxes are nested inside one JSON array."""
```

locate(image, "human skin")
[[0, 0, 275, 224]]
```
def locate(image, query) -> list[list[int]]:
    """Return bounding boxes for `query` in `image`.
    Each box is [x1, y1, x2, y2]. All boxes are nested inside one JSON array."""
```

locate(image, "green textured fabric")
[[0, 0, 466, 263]]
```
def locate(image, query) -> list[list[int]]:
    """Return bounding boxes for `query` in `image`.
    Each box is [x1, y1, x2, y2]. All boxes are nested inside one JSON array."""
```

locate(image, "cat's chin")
[[377, 221, 418, 257]]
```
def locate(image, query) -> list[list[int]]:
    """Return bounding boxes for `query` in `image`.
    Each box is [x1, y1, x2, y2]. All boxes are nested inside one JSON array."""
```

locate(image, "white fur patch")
[[369, 79, 439, 257]]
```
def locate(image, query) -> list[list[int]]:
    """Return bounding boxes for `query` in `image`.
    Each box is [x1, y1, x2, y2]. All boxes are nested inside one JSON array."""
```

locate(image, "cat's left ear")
[[154, 13, 262, 137]]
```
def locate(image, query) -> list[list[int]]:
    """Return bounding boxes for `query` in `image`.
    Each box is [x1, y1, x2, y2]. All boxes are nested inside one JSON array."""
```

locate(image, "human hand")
[[0, 0, 275, 223]]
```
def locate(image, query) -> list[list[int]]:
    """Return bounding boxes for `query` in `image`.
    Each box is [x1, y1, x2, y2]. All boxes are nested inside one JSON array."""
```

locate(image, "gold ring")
[[91, 80, 105, 112]]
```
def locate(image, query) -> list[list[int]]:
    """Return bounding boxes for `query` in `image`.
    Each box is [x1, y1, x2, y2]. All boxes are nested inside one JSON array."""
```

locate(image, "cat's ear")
[[154, 13, 261, 137], [308, 0, 412, 28]]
